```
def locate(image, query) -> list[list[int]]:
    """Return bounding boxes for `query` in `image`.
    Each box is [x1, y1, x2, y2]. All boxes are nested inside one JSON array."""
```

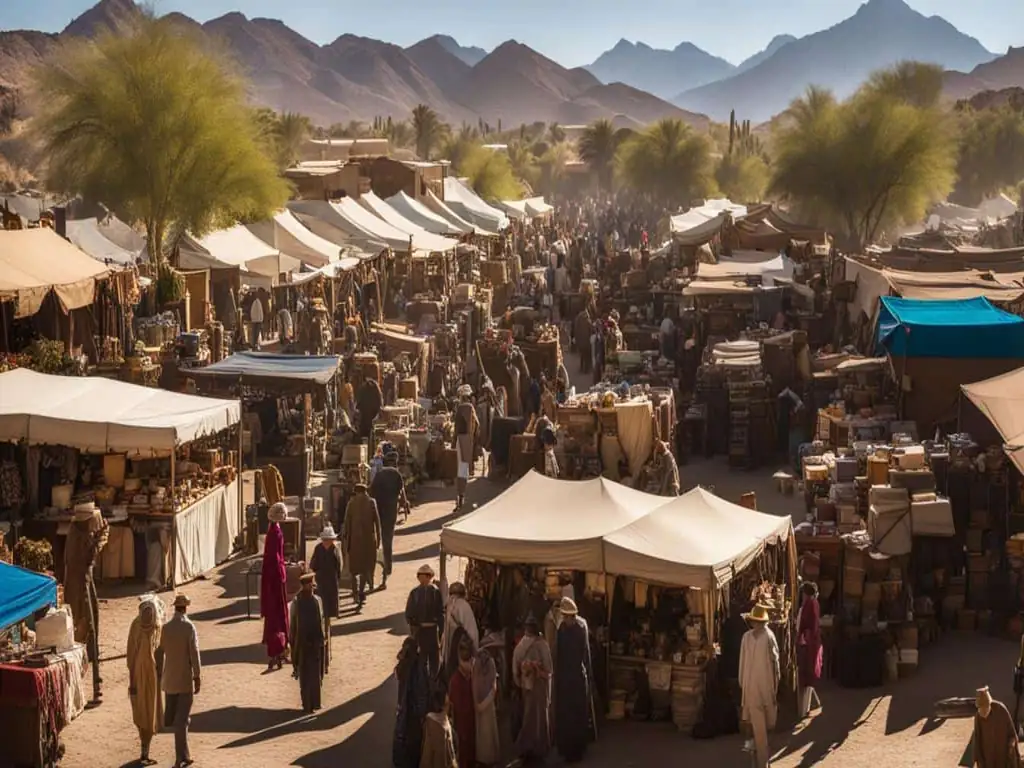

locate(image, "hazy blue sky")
[[4, 0, 1022, 67]]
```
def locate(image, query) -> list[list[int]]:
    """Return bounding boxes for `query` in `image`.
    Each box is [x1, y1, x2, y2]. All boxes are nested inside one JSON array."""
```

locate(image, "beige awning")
[[962, 367, 1024, 477], [0, 228, 111, 316]]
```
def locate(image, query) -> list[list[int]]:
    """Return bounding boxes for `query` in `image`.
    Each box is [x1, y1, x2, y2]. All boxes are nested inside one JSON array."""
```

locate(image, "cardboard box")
[[868, 504, 912, 556], [897, 624, 918, 649], [895, 445, 926, 469], [867, 456, 889, 485], [910, 498, 955, 537]]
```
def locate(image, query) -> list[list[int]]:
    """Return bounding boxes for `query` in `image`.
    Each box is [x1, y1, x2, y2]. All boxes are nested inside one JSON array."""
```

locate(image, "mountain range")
[[0, 0, 1021, 133], [0, 0, 706, 130]]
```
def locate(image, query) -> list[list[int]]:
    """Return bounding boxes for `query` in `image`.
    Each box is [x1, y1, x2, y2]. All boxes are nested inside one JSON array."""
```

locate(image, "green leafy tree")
[[548, 122, 566, 144], [537, 142, 569, 195], [33, 16, 288, 264], [460, 144, 522, 200], [715, 154, 770, 202], [412, 104, 446, 160], [865, 60, 945, 110], [506, 140, 538, 188], [271, 111, 312, 170], [578, 119, 620, 190], [616, 118, 715, 206], [953, 104, 1024, 206], [769, 64, 956, 250]]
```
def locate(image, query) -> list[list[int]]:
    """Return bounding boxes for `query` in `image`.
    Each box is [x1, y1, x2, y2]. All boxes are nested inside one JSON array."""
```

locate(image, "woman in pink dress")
[[797, 581, 823, 717], [261, 503, 290, 670]]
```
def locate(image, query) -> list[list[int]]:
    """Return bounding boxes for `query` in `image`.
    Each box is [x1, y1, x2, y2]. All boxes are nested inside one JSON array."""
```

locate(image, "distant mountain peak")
[[588, 38, 736, 100], [736, 33, 797, 73], [63, 0, 140, 38], [425, 34, 487, 66]]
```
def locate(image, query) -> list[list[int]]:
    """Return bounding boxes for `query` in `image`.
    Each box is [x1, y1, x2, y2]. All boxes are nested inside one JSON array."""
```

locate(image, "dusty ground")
[[56, 344, 1019, 767]]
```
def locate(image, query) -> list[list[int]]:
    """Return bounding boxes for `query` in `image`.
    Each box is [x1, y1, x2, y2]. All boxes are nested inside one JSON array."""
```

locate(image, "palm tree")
[[617, 118, 715, 206], [548, 122, 566, 144], [273, 112, 312, 169], [412, 104, 445, 160], [506, 140, 538, 188], [578, 119, 621, 191]]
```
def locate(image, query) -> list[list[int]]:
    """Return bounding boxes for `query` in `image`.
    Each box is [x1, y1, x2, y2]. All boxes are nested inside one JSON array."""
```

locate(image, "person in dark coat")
[[554, 597, 593, 763], [393, 637, 430, 768], [406, 563, 444, 679], [574, 309, 593, 374], [289, 572, 327, 713], [356, 376, 383, 441], [309, 525, 342, 672], [342, 483, 381, 609], [369, 451, 409, 589]]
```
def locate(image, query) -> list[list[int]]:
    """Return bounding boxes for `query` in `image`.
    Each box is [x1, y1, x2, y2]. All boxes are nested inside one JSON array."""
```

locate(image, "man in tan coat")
[[342, 483, 381, 609], [159, 593, 201, 768]]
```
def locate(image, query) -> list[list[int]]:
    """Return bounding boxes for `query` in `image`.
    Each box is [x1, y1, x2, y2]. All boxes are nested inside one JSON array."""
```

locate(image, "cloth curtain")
[[173, 479, 239, 585]]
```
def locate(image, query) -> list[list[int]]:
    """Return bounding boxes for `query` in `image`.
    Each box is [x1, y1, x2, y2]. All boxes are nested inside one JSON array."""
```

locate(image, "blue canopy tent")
[[876, 296, 1024, 358], [0, 561, 57, 632], [874, 297, 1024, 429]]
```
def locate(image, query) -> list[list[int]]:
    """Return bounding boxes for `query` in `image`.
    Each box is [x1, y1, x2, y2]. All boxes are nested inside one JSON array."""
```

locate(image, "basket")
[[103, 454, 127, 488]]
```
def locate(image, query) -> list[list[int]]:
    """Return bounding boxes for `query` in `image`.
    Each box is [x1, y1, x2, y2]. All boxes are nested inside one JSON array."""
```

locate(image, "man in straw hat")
[[342, 483, 381, 609], [973, 685, 1019, 767], [405, 563, 443, 678], [159, 593, 201, 768], [65, 501, 109, 704], [738, 602, 780, 768], [309, 525, 341, 671], [554, 596, 593, 763], [290, 572, 328, 713]]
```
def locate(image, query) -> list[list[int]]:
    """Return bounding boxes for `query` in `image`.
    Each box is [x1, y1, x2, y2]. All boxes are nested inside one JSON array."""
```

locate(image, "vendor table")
[[0, 645, 88, 768]]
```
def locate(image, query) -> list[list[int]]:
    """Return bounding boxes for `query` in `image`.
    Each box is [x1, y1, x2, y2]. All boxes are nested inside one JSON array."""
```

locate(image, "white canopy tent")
[[386, 191, 469, 236], [291, 199, 429, 253], [246, 210, 341, 268], [423, 190, 493, 236], [0, 368, 240, 455], [498, 199, 528, 220], [66, 218, 140, 266], [696, 251, 794, 284], [524, 197, 554, 217], [440, 472, 666, 572], [358, 192, 457, 252], [670, 199, 748, 247], [178, 225, 299, 286], [0, 228, 111, 317], [602, 487, 794, 591], [444, 177, 509, 232]]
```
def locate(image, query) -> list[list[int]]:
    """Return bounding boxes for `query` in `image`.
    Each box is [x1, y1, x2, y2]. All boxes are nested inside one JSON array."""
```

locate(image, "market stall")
[[0, 368, 241, 587], [188, 352, 342, 501], [0, 561, 89, 768], [440, 473, 797, 730]]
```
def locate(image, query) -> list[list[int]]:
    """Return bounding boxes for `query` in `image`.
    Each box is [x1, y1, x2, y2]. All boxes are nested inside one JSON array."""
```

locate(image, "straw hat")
[[559, 596, 579, 616], [172, 593, 191, 609], [743, 603, 771, 623], [976, 686, 993, 717], [299, 571, 316, 585], [319, 525, 337, 541], [417, 563, 435, 578], [73, 502, 97, 521], [268, 502, 288, 523]]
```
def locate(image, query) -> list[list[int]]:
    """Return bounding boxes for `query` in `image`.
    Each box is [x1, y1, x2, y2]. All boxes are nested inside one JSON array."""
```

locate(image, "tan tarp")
[[0, 368, 240, 455], [962, 366, 1024, 477], [440, 472, 666, 571], [603, 486, 793, 591], [0, 228, 110, 317]]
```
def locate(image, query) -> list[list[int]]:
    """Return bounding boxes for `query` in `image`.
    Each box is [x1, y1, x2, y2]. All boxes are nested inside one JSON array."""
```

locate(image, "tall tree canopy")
[[411, 104, 446, 161], [953, 100, 1024, 206], [578, 119, 629, 191], [458, 144, 522, 201], [770, 63, 956, 250], [33, 16, 288, 264], [616, 118, 714, 206]]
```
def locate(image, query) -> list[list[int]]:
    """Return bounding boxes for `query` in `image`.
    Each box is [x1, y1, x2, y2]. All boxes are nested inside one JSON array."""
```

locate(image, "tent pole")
[[237, 420, 243, 542], [170, 451, 176, 589]]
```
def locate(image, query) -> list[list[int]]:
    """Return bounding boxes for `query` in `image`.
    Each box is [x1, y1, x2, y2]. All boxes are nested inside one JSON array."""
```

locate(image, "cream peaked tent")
[[602, 486, 794, 591], [0, 228, 111, 317], [444, 177, 509, 232], [66, 218, 140, 266], [524, 197, 553, 217], [0, 368, 240, 455], [246, 210, 341, 268], [358, 192, 457, 252], [386, 191, 469, 236], [287, 203, 388, 255], [291, 198, 434, 253], [423, 190, 492, 236], [670, 199, 748, 247], [440, 472, 666, 571], [498, 199, 529, 220], [178, 225, 299, 284], [962, 367, 1024, 477]]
